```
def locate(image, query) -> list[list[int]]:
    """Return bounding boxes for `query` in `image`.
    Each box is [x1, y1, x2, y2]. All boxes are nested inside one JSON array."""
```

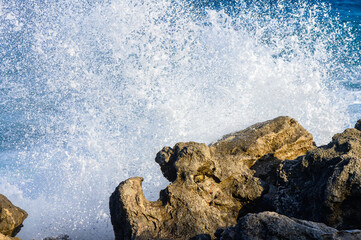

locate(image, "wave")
[[0, 0, 358, 239]]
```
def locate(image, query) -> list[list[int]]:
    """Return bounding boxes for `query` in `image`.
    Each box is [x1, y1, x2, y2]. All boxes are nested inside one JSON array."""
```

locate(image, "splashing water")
[[0, 0, 359, 239]]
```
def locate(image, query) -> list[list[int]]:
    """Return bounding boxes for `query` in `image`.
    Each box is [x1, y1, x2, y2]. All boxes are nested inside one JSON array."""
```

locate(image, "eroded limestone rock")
[[0, 194, 27, 238], [210, 116, 315, 167], [110, 143, 263, 240], [272, 124, 361, 229], [110, 116, 315, 240], [0, 233, 21, 240]]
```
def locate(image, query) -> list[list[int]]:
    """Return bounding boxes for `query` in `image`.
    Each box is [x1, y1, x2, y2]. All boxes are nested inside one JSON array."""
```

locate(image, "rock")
[[189, 234, 212, 240], [355, 119, 361, 131], [110, 117, 315, 240], [323, 230, 361, 240], [210, 116, 315, 167], [110, 148, 263, 240], [218, 211, 338, 240], [42, 235, 71, 240], [273, 126, 361, 229], [0, 194, 27, 238], [0, 233, 21, 240]]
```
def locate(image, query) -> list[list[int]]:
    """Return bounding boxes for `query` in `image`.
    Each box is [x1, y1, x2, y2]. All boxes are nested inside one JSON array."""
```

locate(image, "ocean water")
[[0, 0, 360, 239]]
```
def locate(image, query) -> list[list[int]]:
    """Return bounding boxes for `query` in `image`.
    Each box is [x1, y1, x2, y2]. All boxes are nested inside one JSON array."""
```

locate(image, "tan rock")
[[0, 233, 21, 240], [210, 116, 315, 167], [110, 141, 263, 240], [110, 117, 314, 240], [0, 194, 27, 238]]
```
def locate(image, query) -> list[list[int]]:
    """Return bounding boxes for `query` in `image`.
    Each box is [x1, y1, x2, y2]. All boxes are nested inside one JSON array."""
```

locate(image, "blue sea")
[[0, 0, 360, 239]]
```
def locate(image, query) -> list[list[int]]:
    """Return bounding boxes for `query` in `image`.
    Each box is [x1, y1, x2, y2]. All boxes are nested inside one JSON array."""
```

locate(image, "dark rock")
[[42, 235, 70, 240], [110, 117, 315, 240], [218, 211, 338, 240], [189, 234, 212, 240], [355, 119, 361, 131], [272, 126, 361, 229], [0, 194, 27, 238], [323, 230, 361, 240]]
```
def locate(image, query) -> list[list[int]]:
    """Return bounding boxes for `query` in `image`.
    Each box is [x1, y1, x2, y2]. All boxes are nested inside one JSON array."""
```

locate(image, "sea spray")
[[0, 0, 358, 239]]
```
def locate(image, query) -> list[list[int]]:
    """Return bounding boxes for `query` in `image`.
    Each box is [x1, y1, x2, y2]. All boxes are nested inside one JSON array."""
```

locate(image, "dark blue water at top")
[[328, 0, 361, 123], [193, 0, 361, 62]]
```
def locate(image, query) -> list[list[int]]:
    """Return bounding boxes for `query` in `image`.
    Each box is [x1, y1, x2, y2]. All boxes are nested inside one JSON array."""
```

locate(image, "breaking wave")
[[0, 0, 359, 239]]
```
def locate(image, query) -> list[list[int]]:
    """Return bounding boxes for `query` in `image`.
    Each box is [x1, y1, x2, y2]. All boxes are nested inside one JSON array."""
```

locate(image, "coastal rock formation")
[[0, 233, 21, 240], [270, 122, 361, 229], [0, 194, 27, 239], [110, 146, 263, 240], [110, 116, 315, 240], [110, 117, 361, 239], [218, 211, 361, 240]]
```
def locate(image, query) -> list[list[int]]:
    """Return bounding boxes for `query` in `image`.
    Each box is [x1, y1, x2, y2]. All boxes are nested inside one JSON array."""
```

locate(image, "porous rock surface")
[[269, 122, 361, 229], [210, 116, 315, 166], [218, 211, 361, 240], [109, 116, 315, 240], [0, 194, 27, 240], [218, 211, 337, 240], [0, 233, 21, 240]]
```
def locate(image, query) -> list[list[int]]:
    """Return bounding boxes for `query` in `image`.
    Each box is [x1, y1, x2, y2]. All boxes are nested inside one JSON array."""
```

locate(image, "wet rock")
[[273, 126, 361, 229], [110, 117, 315, 240], [218, 211, 338, 240], [0, 194, 27, 238]]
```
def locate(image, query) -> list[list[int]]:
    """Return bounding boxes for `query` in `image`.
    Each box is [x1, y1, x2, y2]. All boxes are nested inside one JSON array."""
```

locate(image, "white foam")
[[0, 0, 358, 239]]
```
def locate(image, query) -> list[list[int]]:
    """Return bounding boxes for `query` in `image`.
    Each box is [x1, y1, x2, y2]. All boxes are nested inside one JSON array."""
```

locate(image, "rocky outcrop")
[[110, 116, 316, 240], [218, 211, 361, 240], [0, 194, 27, 239], [110, 143, 263, 240], [0, 233, 21, 240], [110, 117, 361, 239], [268, 122, 361, 229]]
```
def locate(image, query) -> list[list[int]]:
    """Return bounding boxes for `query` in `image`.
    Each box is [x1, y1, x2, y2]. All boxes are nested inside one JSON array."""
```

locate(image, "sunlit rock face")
[[0, 194, 27, 240], [109, 116, 315, 240]]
